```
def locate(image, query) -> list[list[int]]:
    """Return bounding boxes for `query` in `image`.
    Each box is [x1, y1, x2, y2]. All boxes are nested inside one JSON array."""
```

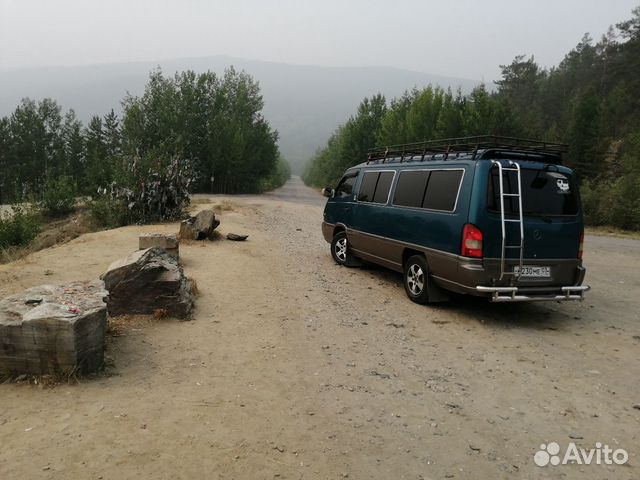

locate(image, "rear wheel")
[[331, 231, 351, 266], [404, 255, 430, 304]]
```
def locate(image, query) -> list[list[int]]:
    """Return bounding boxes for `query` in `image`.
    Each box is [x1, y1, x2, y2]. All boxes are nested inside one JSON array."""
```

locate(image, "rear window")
[[488, 167, 579, 216], [393, 169, 463, 212], [358, 171, 394, 204]]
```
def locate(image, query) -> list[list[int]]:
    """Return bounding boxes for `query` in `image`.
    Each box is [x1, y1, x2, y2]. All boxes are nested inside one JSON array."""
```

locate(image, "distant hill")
[[0, 56, 479, 172]]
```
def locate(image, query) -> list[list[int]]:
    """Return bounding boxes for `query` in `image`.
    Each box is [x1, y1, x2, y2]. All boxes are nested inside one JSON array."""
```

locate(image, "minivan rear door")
[[476, 163, 583, 284]]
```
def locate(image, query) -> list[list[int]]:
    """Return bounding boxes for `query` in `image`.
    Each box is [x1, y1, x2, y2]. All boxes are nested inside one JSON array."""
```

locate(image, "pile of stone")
[[101, 247, 194, 318], [0, 211, 213, 377], [179, 210, 220, 240], [0, 281, 107, 375]]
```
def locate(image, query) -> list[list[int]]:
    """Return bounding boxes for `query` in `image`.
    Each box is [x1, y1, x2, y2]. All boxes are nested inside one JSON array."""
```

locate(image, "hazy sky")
[[0, 0, 637, 80]]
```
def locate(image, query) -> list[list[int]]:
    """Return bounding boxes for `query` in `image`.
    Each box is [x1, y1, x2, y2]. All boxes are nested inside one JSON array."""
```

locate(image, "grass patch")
[[585, 226, 640, 241], [0, 209, 92, 264], [0, 364, 109, 387], [212, 200, 235, 213]]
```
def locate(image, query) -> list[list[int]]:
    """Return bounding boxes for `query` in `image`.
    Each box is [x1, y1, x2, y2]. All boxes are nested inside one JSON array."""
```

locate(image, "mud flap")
[[427, 275, 450, 303], [345, 255, 364, 268]]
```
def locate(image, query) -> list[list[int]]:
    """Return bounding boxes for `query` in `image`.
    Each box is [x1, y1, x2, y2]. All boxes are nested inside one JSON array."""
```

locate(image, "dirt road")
[[1, 177, 638, 479]]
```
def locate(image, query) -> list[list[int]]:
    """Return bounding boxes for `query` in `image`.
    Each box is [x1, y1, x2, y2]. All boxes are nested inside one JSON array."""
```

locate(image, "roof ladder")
[[493, 160, 524, 281]]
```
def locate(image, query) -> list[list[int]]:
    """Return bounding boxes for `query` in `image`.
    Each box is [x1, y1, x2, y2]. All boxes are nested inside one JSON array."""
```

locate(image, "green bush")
[[40, 175, 77, 217], [260, 157, 291, 191], [0, 205, 41, 249], [580, 133, 640, 230], [88, 196, 133, 229], [582, 176, 640, 230], [90, 156, 195, 228]]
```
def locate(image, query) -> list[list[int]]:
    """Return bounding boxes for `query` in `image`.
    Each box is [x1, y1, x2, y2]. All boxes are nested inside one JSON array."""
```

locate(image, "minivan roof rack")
[[366, 135, 568, 164]]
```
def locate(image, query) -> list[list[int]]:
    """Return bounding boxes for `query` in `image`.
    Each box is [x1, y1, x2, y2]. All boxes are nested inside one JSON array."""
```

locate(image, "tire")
[[331, 231, 351, 266], [403, 255, 430, 304]]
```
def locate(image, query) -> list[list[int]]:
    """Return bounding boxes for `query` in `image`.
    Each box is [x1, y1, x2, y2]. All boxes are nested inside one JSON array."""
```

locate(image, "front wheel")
[[331, 231, 351, 266], [404, 255, 430, 304]]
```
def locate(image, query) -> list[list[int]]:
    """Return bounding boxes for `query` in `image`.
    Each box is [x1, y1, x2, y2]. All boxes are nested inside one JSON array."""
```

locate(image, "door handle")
[[344, 207, 351, 212]]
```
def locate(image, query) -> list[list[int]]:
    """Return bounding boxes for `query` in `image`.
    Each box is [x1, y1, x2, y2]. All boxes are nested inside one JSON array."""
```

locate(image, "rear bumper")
[[476, 285, 590, 302]]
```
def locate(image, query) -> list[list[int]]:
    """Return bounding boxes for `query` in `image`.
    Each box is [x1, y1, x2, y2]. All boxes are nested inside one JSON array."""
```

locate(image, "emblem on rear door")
[[556, 178, 570, 193], [533, 229, 542, 240]]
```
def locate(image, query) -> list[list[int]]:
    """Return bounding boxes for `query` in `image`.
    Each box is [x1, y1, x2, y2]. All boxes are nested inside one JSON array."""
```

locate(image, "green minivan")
[[321, 136, 590, 303]]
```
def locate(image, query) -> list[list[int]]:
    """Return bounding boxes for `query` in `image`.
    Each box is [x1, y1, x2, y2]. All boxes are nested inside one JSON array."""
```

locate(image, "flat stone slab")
[[0, 280, 108, 375], [139, 233, 179, 259], [101, 247, 193, 318]]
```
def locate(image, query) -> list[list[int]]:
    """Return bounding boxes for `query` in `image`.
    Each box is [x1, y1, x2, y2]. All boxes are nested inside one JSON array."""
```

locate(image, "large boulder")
[[101, 247, 193, 318], [179, 209, 220, 240], [0, 280, 107, 375], [139, 233, 179, 259]]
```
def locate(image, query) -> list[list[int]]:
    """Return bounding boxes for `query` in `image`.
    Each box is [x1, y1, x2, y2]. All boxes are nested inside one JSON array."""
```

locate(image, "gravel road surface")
[[0, 177, 638, 479]]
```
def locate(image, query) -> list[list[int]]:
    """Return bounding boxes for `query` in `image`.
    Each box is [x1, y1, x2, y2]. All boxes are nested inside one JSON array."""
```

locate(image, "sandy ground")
[[1, 177, 639, 480]]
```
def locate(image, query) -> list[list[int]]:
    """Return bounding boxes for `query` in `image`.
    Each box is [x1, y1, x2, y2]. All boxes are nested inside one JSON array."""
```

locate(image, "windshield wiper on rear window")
[[523, 212, 553, 223]]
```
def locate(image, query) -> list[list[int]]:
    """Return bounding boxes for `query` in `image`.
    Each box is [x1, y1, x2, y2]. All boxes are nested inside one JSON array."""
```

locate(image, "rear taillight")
[[578, 232, 584, 259], [462, 224, 483, 258]]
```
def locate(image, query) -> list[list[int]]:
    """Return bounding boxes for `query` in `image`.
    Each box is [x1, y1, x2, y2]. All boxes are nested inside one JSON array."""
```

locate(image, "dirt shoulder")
[[0, 180, 638, 480]]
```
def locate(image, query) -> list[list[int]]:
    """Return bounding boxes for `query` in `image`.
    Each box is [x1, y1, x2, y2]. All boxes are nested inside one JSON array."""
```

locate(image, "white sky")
[[0, 0, 637, 79]]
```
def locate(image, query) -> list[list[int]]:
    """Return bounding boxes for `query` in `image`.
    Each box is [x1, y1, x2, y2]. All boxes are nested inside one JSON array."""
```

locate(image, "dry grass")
[[190, 197, 213, 205], [586, 226, 640, 240], [208, 230, 223, 241], [0, 209, 93, 264], [188, 277, 199, 296], [107, 314, 155, 336], [153, 308, 169, 319], [212, 200, 235, 213], [0, 365, 98, 387]]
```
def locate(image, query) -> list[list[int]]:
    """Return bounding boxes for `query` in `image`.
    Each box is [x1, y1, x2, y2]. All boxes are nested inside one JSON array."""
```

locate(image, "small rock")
[[179, 210, 220, 240], [226, 233, 248, 241], [632, 403, 640, 410], [385, 322, 405, 328], [568, 433, 583, 439]]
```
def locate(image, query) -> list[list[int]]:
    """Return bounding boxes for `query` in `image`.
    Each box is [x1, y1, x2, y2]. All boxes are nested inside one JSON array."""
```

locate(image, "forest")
[[0, 67, 291, 251], [303, 7, 640, 230], [0, 67, 288, 204]]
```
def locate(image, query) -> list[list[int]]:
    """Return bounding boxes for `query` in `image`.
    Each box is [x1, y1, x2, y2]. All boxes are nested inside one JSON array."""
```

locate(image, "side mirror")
[[322, 187, 334, 198]]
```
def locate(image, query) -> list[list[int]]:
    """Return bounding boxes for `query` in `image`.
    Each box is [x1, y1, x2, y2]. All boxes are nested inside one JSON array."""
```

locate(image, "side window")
[[358, 171, 395, 203], [423, 170, 463, 211], [358, 172, 379, 202], [335, 174, 357, 198], [394, 171, 430, 208], [373, 172, 394, 204]]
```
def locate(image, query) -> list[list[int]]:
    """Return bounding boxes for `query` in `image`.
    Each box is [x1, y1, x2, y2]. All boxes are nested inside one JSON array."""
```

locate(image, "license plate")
[[513, 265, 551, 278]]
